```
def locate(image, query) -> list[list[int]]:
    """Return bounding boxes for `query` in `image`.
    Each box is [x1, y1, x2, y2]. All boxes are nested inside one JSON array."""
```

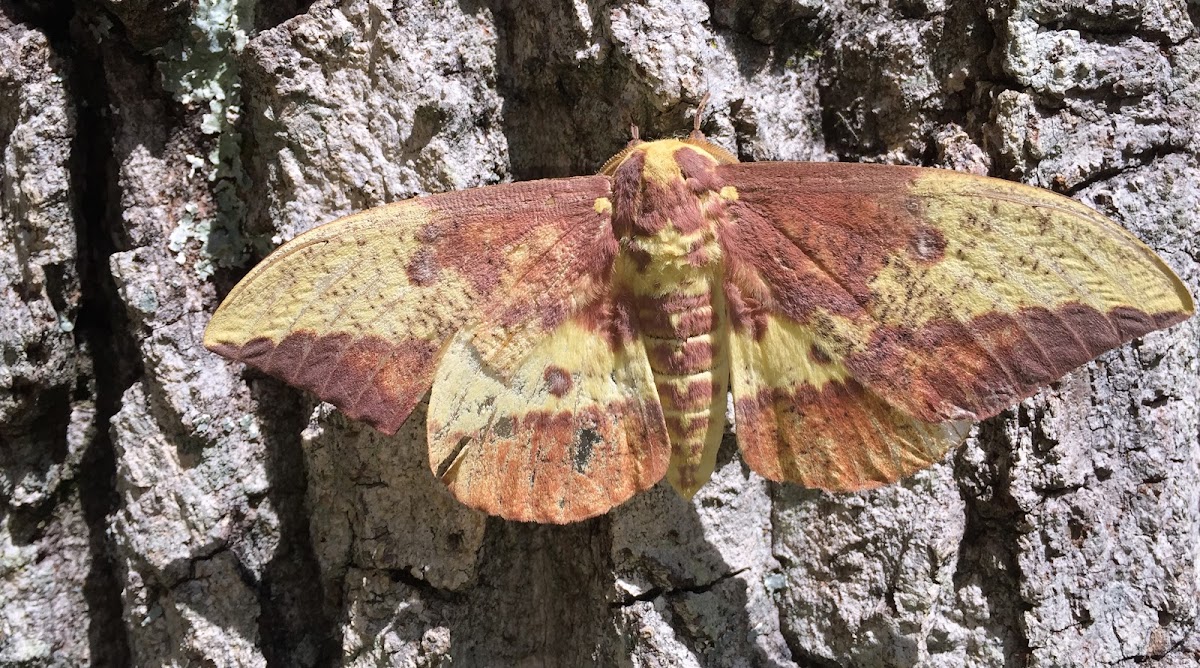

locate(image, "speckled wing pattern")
[[205, 135, 1193, 522], [719, 162, 1194, 490], [204, 176, 674, 521], [427, 312, 669, 523], [724, 311, 973, 490]]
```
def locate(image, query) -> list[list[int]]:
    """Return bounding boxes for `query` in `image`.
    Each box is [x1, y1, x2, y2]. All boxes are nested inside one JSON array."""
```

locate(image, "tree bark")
[[1, 0, 1197, 666]]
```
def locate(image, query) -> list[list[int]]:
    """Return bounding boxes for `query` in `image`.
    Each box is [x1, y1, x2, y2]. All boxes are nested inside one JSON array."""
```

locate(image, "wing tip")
[[201, 318, 228, 356], [348, 409, 406, 437], [204, 327, 429, 437], [205, 334, 277, 363], [1145, 250, 1195, 321], [1172, 283, 1196, 320]]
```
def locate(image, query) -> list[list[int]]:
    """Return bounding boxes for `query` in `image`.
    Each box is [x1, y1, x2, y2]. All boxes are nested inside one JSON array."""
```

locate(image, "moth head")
[[599, 138, 738, 181]]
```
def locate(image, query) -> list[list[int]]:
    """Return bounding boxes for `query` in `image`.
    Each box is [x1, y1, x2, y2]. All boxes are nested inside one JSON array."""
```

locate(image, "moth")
[[205, 107, 1194, 524]]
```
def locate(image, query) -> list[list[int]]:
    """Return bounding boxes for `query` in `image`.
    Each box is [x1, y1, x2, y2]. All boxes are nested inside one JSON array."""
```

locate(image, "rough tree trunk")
[[1, 0, 1197, 666]]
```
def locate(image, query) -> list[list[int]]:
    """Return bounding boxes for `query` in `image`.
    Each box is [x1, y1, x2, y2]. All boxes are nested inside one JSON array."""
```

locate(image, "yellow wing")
[[729, 313, 971, 489], [427, 300, 670, 523], [717, 162, 1192, 490], [204, 176, 615, 434], [720, 162, 1193, 424]]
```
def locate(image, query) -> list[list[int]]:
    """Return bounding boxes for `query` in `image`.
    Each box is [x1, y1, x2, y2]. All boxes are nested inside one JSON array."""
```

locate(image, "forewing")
[[720, 162, 1194, 424], [426, 302, 670, 523], [729, 313, 971, 490], [204, 176, 614, 434]]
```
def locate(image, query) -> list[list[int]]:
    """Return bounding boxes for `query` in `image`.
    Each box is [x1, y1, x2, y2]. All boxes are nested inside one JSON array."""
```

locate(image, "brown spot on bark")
[[543, 365, 573, 397]]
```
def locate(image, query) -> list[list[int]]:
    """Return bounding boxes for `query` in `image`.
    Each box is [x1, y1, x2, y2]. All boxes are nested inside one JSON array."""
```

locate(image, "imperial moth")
[[204, 112, 1194, 524]]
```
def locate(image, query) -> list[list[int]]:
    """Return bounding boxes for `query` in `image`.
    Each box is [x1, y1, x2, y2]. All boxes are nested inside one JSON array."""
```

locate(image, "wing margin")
[[718, 161, 1193, 423], [204, 176, 615, 433]]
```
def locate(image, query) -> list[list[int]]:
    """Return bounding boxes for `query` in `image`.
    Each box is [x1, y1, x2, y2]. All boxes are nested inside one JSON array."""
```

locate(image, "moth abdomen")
[[633, 288, 730, 498], [601, 138, 744, 498]]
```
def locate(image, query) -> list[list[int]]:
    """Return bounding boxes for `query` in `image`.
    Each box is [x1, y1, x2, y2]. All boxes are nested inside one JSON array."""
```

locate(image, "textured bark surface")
[[1, 0, 1197, 666]]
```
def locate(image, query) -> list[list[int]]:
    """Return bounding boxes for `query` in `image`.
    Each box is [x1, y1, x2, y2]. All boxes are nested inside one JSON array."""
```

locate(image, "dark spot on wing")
[[543, 366, 573, 397], [908, 225, 946, 263], [809, 346, 833, 366], [574, 426, 601, 472], [406, 248, 441, 286]]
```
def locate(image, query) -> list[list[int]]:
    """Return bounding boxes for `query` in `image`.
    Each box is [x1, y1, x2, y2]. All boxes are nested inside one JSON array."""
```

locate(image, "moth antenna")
[[690, 91, 710, 140], [627, 123, 643, 147]]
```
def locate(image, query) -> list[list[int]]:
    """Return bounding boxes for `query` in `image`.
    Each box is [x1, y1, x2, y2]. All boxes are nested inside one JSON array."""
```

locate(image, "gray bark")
[[1, 0, 1198, 666]]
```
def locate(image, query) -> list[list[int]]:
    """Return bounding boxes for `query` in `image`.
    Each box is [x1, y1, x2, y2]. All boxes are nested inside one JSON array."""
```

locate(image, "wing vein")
[[262, 249, 363, 376]]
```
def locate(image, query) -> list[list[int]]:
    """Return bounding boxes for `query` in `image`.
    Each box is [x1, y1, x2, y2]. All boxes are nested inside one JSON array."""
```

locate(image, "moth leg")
[[627, 123, 643, 148]]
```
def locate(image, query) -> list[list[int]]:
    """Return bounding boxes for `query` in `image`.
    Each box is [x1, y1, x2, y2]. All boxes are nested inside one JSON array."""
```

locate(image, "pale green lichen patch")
[[168, 203, 211, 272], [158, 0, 253, 149], [157, 0, 256, 279]]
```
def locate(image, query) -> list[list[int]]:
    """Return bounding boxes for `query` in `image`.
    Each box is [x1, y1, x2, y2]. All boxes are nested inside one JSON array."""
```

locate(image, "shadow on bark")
[[252, 377, 341, 667], [953, 417, 1031, 668], [486, 0, 711, 180]]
